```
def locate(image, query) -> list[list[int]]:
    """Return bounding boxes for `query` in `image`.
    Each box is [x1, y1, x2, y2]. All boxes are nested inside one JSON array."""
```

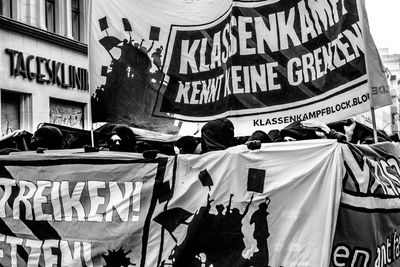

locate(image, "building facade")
[[380, 48, 400, 79], [380, 49, 400, 134], [0, 0, 90, 136], [354, 48, 400, 136]]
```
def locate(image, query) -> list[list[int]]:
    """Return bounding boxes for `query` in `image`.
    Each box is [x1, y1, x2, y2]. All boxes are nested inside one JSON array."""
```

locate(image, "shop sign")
[[5, 48, 88, 91]]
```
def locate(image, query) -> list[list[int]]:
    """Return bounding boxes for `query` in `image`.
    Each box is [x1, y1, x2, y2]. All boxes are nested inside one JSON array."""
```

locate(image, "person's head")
[[267, 129, 282, 142], [247, 130, 271, 143], [280, 121, 321, 141], [343, 119, 356, 142], [231, 208, 240, 215], [216, 204, 224, 214], [201, 118, 235, 153], [108, 125, 136, 152], [30, 125, 63, 150], [176, 136, 199, 154]]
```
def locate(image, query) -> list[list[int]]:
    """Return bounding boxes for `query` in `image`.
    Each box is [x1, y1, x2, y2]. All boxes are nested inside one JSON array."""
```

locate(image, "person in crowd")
[[280, 120, 347, 142], [30, 125, 64, 150], [108, 124, 137, 152], [328, 119, 391, 144], [245, 130, 271, 150], [201, 118, 235, 153], [267, 129, 282, 142], [176, 136, 200, 154]]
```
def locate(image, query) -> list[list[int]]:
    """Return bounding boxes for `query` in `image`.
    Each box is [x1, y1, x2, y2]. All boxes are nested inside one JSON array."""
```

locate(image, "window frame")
[[71, 0, 80, 41], [0, 0, 13, 18], [0, 90, 32, 136], [45, 0, 56, 33]]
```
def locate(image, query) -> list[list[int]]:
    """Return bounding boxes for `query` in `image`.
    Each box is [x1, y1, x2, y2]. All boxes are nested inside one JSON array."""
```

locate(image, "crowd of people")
[[0, 118, 396, 157]]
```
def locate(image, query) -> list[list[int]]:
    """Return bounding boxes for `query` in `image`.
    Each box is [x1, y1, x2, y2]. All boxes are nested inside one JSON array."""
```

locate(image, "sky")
[[365, 0, 400, 54]]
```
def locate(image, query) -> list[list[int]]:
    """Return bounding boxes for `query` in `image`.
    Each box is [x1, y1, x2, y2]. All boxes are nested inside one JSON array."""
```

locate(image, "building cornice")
[[0, 16, 88, 54]]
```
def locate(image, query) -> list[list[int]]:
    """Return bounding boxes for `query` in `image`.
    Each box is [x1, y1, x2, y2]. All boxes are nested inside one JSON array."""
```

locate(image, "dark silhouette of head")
[[216, 204, 224, 215], [280, 121, 321, 141], [248, 130, 271, 143], [30, 125, 63, 150], [231, 208, 240, 215], [176, 136, 199, 154], [109, 124, 136, 152], [259, 202, 268, 210], [267, 129, 282, 142], [201, 118, 235, 153]]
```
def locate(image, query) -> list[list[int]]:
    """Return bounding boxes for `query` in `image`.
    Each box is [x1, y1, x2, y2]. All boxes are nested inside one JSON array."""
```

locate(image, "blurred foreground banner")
[[0, 140, 343, 266], [89, 0, 388, 136], [331, 142, 400, 267]]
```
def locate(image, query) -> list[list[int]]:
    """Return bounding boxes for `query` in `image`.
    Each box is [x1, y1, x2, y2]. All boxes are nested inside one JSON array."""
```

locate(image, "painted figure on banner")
[[158, 192, 272, 267], [250, 197, 271, 266], [91, 17, 178, 134]]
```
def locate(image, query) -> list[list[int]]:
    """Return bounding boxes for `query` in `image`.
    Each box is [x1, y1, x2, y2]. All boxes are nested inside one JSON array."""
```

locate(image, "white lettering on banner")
[[0, 234, 93, 267], [345, 155, 400, 196], [0, 179, 143, 222], [252, 93, 370, 126], [332, 245, 370, 267], [374, 229, 400, 267], [179, 0, 347, 75], [175, 21, 363, 105], [287, 27, 364, 86]]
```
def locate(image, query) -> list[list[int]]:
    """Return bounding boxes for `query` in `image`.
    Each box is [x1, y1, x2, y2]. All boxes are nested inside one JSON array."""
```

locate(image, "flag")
[[198, 169, 213, 188], [122, 18, 132, 32], [247, 168, 265, 193], [99, 36, 121, 51], [360, 0, 392, 108], [98, 17, 108, 31]]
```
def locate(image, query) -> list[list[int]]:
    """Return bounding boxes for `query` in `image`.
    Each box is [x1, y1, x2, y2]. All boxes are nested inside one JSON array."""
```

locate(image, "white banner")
[[0, 140, 344, 266], [89, 0, 387, 135], [151, 140, 344, 266]]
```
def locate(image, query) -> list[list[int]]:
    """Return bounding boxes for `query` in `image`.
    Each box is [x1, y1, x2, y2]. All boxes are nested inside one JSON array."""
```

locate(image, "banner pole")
[[370, 107, 379, 143], [358, 0, 379, 143], [88, 0, 95, 147]]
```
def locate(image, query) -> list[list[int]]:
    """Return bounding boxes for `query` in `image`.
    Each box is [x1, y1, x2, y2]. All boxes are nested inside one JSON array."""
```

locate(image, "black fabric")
[[40, 123, 92, 149], [280, 121, 320, 141], [247, 130, 271, 143], [30, 125, 63, 150], [109, 124, 137, 152], [201, 118, 235, 153], [390, 133, 400, 142], [326, 129, 347, 143], [328, 120, 391, 144], [0, 130, 32, 151], [176, 136, 199, 154], [267, 129, 282, 142], [0, 148, 20, 155]]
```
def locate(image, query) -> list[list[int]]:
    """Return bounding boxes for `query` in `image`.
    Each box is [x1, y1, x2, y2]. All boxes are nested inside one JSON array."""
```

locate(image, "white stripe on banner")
[[342, 192, 400, 210]]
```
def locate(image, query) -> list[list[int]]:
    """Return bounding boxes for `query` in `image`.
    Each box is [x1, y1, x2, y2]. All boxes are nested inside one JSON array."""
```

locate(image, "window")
[[71, 0, 80, 41], [1, 91, 31, 136], [45, 0, 56, 33], [50, 98, 84, 129], [0, 0, 12, 18], [1, 91, 20, 136]]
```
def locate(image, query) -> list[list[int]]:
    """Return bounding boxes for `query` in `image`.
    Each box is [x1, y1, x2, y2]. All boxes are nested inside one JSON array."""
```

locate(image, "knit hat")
[[176, 136, 199, 154], [201, 118, 235, 153], [109, 125, 136, 152], [31, 125, 64, 150], [280, 121, 320, 141], [247, 130, 271, 143], [267, 129, 282, 142]]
